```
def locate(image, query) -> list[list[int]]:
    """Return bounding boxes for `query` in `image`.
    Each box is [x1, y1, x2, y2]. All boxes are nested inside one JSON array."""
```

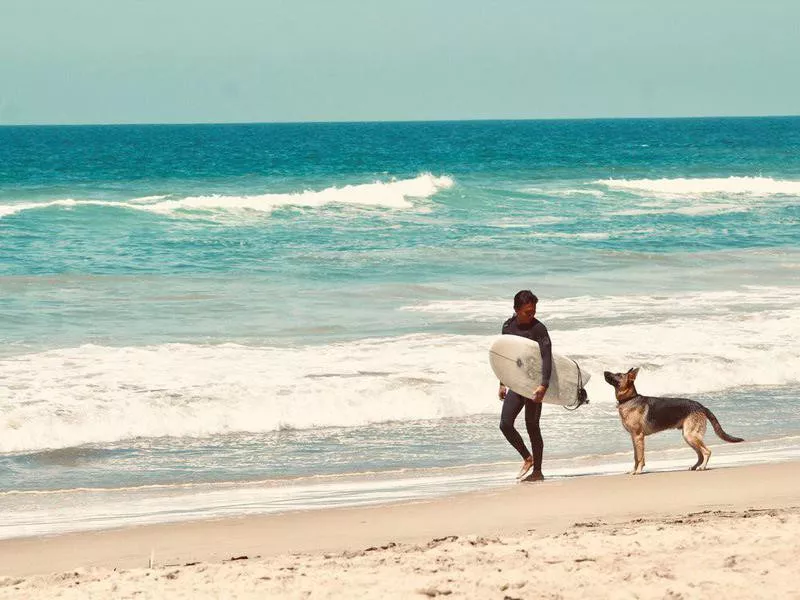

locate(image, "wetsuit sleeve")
[[499, 319, 511, 387], [501, 318, 511, 335], [535, 325, 553, 387]]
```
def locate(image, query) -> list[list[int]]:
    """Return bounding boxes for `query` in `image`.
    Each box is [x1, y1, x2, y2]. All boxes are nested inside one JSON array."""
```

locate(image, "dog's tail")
[[703, 407, 744, 443]]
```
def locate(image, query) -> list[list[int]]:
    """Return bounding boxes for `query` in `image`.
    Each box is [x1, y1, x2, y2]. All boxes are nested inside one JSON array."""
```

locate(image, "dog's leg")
[[682, 413, 711, 470], [686, 437, 705, 471], [628, 436, 638, 474], [631, 433, 645, 475]]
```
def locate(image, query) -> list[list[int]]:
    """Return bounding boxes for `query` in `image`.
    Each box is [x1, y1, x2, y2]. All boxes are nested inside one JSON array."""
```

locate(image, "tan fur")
[[682, 412, 711, 471]]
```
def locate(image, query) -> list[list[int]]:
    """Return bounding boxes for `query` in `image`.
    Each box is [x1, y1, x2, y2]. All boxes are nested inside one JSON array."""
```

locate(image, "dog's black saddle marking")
[[638, 395, 705, 431]]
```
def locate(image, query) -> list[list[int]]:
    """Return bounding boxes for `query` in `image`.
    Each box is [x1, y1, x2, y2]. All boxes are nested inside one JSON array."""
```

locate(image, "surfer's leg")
[[524, 399, 544, 474], [500, 391, 530, 460]]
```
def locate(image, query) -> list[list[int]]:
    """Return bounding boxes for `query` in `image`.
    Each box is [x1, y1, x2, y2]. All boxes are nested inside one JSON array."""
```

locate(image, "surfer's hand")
[[533, 385, 547, 403], [498, 384, 507, 400]]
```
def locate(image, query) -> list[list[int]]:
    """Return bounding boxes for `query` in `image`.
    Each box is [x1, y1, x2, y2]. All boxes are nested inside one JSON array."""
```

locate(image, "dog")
[[603, 368, 743, 474]]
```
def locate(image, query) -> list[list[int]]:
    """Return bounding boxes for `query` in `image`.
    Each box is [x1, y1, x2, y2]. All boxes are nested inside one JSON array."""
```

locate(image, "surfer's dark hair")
[[514, 290, 538, 309]]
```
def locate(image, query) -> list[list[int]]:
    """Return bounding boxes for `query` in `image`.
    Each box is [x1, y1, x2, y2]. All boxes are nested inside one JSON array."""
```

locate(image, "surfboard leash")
[[563, 358, 589, 411]]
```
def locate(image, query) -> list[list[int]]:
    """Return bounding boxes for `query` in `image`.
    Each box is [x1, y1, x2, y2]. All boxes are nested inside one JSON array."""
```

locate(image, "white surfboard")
[[489, 335, 590, 408]]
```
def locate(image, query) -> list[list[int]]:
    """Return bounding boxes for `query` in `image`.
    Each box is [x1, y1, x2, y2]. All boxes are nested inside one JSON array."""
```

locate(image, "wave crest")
[[145, 173, 453, 214], [0, 174, 455, 220]]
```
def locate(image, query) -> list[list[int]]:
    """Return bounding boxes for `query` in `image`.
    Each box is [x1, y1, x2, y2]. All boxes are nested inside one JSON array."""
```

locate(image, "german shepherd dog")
[[603, 368, 744, 474]]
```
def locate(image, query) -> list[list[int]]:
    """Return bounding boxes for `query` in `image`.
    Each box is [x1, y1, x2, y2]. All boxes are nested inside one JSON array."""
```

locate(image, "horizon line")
[[2, 113, 799, 129]]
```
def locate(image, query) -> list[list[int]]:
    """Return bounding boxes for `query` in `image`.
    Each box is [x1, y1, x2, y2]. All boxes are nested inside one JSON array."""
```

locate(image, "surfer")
[[498, 290, 552, 482]]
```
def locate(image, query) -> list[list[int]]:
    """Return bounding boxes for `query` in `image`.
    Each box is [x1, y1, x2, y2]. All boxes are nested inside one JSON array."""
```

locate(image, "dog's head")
[[603, 368, 639, 402]]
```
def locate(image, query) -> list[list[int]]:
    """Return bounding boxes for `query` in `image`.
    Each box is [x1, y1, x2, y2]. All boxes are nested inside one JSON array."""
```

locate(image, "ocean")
[[1, 117, 799, 538]]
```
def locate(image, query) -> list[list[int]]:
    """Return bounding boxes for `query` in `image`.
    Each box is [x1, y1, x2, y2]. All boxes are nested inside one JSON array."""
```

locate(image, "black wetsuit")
[[499, 316, 553, 470]]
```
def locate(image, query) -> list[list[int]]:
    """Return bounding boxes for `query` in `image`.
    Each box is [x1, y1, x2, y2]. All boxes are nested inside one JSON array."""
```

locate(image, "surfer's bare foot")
[[521, 470, 544, 483], [516, 457, 534, 480]]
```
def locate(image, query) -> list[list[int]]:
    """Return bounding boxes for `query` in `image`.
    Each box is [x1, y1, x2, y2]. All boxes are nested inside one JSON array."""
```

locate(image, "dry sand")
[[0, 461, 798, 599]]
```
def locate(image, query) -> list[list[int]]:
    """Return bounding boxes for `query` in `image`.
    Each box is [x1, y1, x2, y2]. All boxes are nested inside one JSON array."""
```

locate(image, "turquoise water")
[[1, 118, 799, 537]]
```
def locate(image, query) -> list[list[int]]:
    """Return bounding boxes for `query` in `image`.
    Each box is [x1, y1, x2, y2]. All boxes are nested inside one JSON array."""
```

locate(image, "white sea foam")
[[144, 173, 454, 214], [0, 174, 454, 220], [0, 335, 493, 453], [596, 176, 800, 197], [2, 286, 799, 453], [402, 286, 800, 322]]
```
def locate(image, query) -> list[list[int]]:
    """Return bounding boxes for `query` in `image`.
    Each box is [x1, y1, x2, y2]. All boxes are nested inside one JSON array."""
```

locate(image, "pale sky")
[[1, 0, 798, 125]]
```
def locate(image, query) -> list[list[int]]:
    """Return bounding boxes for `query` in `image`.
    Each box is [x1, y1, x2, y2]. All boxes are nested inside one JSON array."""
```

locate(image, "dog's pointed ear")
[[628, 367, 640, 380]]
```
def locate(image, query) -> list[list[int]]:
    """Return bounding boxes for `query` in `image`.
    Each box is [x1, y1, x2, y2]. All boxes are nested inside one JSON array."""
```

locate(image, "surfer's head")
[[513, 290, 538, 325]]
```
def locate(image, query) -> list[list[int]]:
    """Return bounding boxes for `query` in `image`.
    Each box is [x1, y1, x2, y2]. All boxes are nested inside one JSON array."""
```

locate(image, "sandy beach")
[[0, 461, 798, 598]]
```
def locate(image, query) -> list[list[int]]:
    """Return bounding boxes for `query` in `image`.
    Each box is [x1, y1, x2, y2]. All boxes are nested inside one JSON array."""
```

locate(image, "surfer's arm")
[[536, 326, 553, 388], [499, 318, 512, 400]]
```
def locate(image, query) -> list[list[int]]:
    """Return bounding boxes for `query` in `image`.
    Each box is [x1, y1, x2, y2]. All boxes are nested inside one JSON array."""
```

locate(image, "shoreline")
[[4, 434, 798, 542], [1, 460, 798, 579]]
